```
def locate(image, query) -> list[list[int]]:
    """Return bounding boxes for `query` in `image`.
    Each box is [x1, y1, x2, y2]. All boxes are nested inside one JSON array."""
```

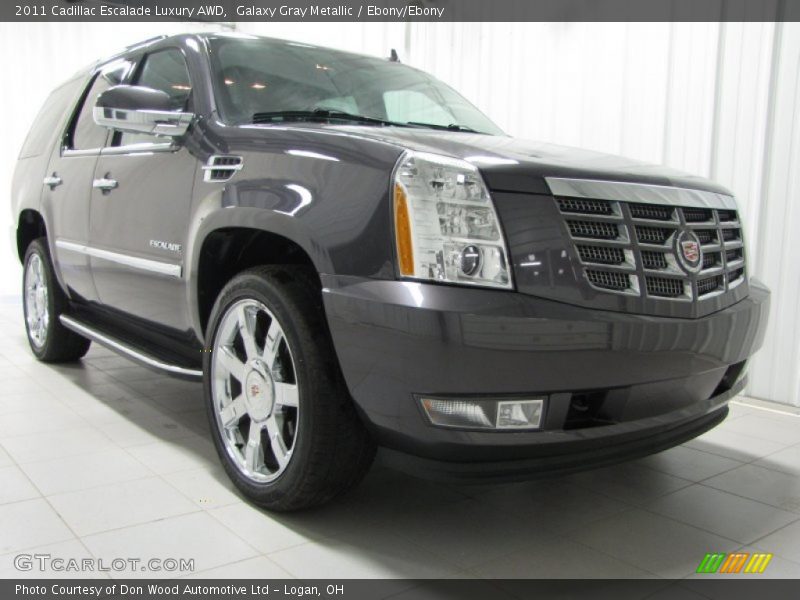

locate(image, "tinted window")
[[70, 59, 132, 151], [118, 48, 192, 146], [208, 37, 503, 135]]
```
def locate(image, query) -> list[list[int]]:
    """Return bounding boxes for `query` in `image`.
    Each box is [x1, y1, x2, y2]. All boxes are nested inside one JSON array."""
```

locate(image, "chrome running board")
[[60, 315, 203, 380]]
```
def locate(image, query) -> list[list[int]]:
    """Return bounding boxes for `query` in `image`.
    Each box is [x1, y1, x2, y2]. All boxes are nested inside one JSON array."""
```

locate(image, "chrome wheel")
[[211, 299, 300, 483], [24, 253, 49, 348]]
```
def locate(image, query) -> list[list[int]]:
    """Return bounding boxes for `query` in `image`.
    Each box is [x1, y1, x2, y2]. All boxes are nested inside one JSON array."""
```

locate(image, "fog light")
[[420, 397, 545, 430], [496, 399, 544, 429]]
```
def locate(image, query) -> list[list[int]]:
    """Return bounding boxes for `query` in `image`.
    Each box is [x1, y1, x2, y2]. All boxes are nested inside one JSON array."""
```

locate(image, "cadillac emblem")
[[677, 230, 703, 272]]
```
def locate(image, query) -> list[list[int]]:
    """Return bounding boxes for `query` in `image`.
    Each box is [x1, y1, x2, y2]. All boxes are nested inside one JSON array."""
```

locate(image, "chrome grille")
[[697, 274, 724, 296], [646, 276, 685, 298], [629, 203, 673, 221], [577, 245, 625, 265], [641, 251, 668, 270], [586, 270, 630, 291], [567, 220, 619, 240], [556, 195, 746, 301], [682, 208, 714, 223], [556, 197, 613, 215], [636, 226, 671, 245]]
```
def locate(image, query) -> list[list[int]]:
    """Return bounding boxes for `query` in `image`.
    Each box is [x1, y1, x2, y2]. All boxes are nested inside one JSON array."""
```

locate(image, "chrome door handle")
[[92, 177, 118, 192], [43, 174, 62, 189]]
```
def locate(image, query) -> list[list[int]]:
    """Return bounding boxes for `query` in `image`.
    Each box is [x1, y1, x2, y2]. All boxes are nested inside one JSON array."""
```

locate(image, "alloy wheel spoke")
[[262, 319, 283, 368], [218, 345, 247, 382], [237, 304, 259, 361], [274, 382, 299, 408], [244, 422, 265, 473], [265, 416, 289, 468], [220, 396, 247, 428]]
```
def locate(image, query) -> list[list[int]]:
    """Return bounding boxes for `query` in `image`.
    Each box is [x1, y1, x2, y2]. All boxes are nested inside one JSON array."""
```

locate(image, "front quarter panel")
[[186, 125, 405, 340]]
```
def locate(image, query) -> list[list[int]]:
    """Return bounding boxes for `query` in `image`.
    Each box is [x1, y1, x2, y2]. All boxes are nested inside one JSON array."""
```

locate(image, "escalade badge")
[[677, 230, 703, 272]]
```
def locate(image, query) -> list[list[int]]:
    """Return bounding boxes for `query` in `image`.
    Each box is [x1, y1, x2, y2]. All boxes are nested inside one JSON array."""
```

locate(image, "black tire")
[[22, 238, 91, 362], [203, 265, 375, 511]]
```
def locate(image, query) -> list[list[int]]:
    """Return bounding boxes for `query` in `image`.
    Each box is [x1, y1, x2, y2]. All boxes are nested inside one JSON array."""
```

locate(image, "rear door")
[[88, 47, 197, 331], [48, 59, 134, 302]]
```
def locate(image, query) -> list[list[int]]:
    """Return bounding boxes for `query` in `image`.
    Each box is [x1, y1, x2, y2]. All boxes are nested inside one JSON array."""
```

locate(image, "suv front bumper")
[[321, 275, 769, 479]]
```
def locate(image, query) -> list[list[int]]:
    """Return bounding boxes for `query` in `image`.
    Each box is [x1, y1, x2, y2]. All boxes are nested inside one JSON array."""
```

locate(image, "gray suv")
[[11, 33, 769, 510]]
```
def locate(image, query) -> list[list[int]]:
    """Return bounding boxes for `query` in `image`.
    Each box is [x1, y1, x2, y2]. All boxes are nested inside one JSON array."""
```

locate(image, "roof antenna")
[[388, 49, 400, 63]]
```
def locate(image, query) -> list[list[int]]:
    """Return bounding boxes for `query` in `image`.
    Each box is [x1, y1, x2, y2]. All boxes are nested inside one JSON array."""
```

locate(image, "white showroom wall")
[[0, 22, 796, 406]]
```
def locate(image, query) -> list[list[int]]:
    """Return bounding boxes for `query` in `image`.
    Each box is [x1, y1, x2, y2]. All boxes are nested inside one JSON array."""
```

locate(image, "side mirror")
[[93, 85, 194, 138]]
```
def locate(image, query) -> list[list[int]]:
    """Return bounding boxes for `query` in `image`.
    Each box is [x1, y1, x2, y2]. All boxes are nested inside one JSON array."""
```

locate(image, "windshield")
[[207, 36, 504, 135]]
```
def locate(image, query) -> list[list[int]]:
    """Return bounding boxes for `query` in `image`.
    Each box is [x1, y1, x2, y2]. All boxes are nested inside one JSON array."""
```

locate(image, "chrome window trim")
[[55, 239, 181, 278], [546, 178, 738, 210], [60, 315, 202, 379]]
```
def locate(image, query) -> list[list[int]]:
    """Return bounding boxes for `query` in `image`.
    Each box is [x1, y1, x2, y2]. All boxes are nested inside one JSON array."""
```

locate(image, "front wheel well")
[[197, 228, 320, 334], [16, 210, 47, 262]]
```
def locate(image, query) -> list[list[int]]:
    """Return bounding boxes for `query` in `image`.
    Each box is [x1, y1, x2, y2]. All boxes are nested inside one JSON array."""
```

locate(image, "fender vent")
[[203, 155, 244, 183]]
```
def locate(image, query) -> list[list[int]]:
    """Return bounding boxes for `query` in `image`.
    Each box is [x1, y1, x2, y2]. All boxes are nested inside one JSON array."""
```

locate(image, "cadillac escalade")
[[11, 33, 770, 510]]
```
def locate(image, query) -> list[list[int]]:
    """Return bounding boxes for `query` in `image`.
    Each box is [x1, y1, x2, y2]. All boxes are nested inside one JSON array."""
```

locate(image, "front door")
[[88, 48, 197, 331]]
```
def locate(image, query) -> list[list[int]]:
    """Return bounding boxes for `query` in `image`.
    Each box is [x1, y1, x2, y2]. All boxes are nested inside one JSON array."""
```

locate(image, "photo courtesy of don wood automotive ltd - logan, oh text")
[[1, 1, 800, 599]]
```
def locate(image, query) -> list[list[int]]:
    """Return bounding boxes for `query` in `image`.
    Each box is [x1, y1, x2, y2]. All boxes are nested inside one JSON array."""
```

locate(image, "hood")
[[330, 126, 733, 197]]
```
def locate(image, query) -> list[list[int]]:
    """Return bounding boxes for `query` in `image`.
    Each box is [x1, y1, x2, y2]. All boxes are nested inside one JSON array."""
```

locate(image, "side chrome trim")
[[546, 178, 738, 210], [101, 142, 176, 156], [62, 148, 103, 158], [60, 315, 203, 380], [55, 240, 182, 278]]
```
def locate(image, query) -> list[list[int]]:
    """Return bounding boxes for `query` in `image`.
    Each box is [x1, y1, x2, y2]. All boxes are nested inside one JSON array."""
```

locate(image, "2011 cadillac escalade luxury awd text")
[[12, 33, 770, 510]]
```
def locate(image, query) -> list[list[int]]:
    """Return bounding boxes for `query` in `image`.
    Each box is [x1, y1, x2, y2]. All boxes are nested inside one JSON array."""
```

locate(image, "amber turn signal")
[[394, 183, 415, 276]]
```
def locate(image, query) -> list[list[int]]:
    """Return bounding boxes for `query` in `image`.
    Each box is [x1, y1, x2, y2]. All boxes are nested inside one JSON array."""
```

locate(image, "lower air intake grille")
[[586, 270, 630, 291], [556, 196, 746, 301]]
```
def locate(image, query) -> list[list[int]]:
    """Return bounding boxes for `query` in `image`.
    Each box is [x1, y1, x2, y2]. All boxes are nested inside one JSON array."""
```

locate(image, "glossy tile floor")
[[1, 297, 799, 583]]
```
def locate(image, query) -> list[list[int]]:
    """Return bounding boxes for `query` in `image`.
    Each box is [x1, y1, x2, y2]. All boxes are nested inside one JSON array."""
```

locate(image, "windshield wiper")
[[253, 109, 404, 127], [406, 122, 480, 133]]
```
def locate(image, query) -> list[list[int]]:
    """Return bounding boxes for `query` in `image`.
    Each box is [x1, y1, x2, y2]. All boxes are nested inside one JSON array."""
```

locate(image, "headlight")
[[392, 151, 512, 289]]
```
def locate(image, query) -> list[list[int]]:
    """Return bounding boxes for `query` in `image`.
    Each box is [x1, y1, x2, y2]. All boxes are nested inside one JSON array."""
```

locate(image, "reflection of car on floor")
[[11, 33, 769, 510]]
